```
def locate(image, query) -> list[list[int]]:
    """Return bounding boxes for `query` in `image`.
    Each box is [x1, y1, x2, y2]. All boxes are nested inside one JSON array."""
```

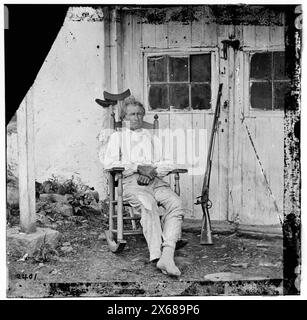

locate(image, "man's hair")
[[120, 96, 146, 120]]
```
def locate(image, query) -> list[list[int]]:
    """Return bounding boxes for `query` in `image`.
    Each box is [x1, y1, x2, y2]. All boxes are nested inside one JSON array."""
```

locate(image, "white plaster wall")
[[32, 7, 109, 198]]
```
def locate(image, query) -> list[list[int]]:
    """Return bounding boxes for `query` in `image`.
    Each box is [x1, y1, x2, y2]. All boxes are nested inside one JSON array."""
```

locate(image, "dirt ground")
[[7, 212, 283, 298]]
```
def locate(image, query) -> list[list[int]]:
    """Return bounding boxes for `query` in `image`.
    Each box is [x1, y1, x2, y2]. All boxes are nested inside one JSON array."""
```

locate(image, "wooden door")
[[229, 25, 285, 226], [121, 14, 232, 221]]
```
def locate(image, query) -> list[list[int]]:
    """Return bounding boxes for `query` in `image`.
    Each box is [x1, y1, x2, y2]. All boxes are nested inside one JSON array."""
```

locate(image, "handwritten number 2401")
[[16, 273, 37, 280]]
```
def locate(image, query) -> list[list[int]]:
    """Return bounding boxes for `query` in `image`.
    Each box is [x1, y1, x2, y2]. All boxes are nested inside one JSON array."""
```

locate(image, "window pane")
[[250, 52, 272, 80], [169, 57, 188, 82], [250, 82, 272, 110], [274, 81, 291, 110], [148, 56, 167, 82], [148, 85, 169, 110], [191, 54, 211, 82], [274, 52, 288, 80], [169, 84, 189, 109], [191, 84, 211, 109]]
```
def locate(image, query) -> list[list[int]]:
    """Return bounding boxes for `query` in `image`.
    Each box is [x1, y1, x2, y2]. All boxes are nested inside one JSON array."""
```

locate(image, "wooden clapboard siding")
[[159, 114, 173, 188], [191, 5, 205, 47], [142, 21, 155, 48], [259, 116, 283, 224], [269, 25, 284, 47], [155, 24, 168, 48], [119, 10, 285, 225], [241, 118, 257, 224], [256, 118, 278, 223], [191, 18, 204, 47], [122, 13, 143, 99], [134, 14, 223, 219], [143, 113, 173, 187], [237, 23, 284, 225], [141, 16, 218, 50], [217, 24, 232, 223], [228, 46, 244, 223], [204, 113, 221, 221], [169, 113, 194, 217], [255, 25, 270, 49], [204, 23, 218, 47], [234, 24, 243, 43], [122, 14, 132, 91], [269, 117, 284, 212], [241, 117, 283, 225], [242, 25, 256, 48], [191, 113, 206, 219], [244, 24, 284, 50], [217, 24, 228, 39], [133, 15, 143, 99], [167, 21, 191, 48]]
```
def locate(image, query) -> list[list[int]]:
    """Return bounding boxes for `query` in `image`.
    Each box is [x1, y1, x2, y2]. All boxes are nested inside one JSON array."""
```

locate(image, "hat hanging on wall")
[[95, 89, 131, 108], [95, 98, 117, 108], [103, 89, 131, 101]]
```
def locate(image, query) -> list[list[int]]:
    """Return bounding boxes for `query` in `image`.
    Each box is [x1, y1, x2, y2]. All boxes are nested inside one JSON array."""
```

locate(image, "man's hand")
[[137, 165, 158, 180], [137, 174, 151, 186]]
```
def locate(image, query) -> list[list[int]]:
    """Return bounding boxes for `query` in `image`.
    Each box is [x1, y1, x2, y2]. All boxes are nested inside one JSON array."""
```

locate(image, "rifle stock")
[[197, 83, 223, 245], [200, 204, 212, 245]]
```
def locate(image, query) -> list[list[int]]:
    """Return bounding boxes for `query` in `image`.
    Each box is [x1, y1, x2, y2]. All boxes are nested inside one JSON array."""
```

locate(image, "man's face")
[[124, 104, 144, 130]]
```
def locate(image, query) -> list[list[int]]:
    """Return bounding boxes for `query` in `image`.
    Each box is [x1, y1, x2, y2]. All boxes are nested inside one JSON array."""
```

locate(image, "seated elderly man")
[[100, 97, 185, 277]]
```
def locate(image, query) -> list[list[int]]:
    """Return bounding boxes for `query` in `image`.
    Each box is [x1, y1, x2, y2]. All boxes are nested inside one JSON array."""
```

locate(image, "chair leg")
[[108, 172, 114, 233], [173, 172, 188, 250], [104, 230, 126, 253], [117, 172, 124, 241], [128, 207, 137, 231], [174, 172, 180, 196], [105, 172, 126, 253]]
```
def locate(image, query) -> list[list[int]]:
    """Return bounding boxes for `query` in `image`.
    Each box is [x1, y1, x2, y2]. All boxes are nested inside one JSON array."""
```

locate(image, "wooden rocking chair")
[[96, 89, 188, 253]]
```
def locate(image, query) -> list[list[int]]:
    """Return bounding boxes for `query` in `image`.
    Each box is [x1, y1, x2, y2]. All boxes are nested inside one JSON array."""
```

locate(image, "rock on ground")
[[7, 227, 61, 257]]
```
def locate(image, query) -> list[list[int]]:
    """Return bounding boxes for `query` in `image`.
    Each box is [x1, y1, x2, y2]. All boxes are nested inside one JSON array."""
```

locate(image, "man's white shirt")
[[100, 127, 175, 177]]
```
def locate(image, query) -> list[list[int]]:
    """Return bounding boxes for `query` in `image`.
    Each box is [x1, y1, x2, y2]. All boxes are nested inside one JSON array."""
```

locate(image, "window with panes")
[[147, 54, 212, 111], [250, 51, 290, 111]]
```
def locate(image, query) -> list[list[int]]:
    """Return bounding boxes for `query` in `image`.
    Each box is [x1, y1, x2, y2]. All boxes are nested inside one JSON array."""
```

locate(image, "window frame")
[[143, 48, 219, 114], [243, 48, 288, 117]]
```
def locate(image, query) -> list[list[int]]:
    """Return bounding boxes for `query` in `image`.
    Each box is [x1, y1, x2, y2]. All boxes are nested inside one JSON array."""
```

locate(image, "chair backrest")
[[109, 106, 159, 163], [111, 109, 159, 131]]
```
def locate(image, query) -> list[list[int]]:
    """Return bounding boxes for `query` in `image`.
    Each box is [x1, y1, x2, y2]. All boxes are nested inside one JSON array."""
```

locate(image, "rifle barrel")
[[201, 83, 223, 194], [199, 83, 223, 245]]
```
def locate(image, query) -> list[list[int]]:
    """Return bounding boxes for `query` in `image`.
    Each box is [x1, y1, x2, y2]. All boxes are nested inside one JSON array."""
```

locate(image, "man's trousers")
[[122, 174, 185, 261]]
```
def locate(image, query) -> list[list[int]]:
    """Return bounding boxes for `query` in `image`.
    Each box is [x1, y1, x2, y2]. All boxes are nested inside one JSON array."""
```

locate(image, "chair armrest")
[[168, 169, 187, 196], [105, 167, 125, 173], [169, 169, 188, 174]]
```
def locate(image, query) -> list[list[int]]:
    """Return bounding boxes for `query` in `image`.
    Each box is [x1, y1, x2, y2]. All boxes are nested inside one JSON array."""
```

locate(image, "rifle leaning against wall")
[[195, 83, 223, 245]]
